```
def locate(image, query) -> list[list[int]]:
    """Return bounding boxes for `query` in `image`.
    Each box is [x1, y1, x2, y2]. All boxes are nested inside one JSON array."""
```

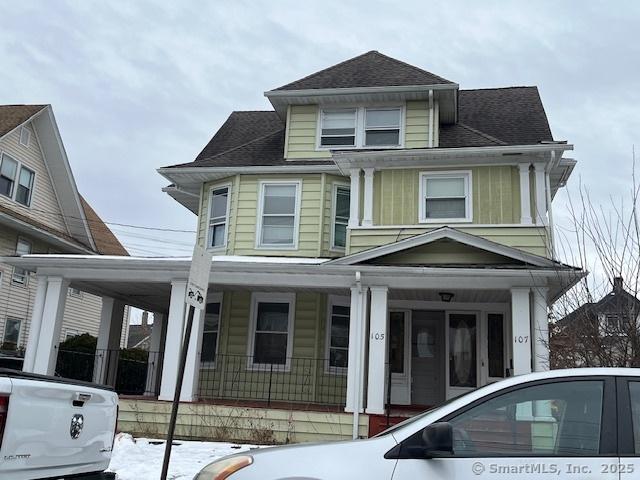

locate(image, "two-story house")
[[6, 52, 584, 442], [0, 104, 130, 365]]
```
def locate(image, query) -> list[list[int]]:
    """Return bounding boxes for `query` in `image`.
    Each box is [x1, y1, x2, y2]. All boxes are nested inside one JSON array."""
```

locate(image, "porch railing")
[[199, 354, 347, 406]]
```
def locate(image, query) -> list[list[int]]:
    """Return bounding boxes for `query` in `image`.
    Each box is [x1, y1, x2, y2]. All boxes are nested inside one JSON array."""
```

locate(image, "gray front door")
[[411, 310, 445, 407]]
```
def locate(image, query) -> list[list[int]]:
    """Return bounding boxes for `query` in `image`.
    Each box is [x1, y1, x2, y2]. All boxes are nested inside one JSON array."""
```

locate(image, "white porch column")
[[532, 287, 550, 372], [181, 307, 205, 402], [518, 163, 532, 225], [145, 313, 167, 396], [159, 279, 187, 401], [511, 287, 532, 376], [345, 285, 368, 414], [23, 275, 48, 372], [362, 168, 374, 227], [366, 286, 389, 415], [533, 162, 548, 225], [349, 168, 361, 228], [32, 276, 69, 375], [93, 298, 126, 386]]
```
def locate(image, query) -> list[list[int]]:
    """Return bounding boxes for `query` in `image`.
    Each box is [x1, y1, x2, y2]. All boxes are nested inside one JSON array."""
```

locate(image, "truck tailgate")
[[0, 372, 118, 480]]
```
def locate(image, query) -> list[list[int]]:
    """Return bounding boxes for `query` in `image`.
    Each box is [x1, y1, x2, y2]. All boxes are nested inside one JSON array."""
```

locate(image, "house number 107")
[[371, 332, 385, 341], [514, 335, 529, 344]]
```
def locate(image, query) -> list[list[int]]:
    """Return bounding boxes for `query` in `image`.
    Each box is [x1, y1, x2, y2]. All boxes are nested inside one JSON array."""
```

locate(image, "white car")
[[194, 368, 640, 480]]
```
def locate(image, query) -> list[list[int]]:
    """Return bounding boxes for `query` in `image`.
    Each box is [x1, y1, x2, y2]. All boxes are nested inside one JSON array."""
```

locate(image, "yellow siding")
[[405, 100, 430, 148], [285, 105, 330, 159]]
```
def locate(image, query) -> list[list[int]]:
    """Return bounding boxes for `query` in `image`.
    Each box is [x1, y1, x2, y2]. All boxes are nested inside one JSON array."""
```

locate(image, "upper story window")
[[257, 181, 301, 249], [19, 126, 31, 147], [12, 238, 31, 285], [332, 184, 350, 249], [318, 106, 403, 149], [208, 185, 230, 249], [0, 153, 35, 207], [419, 171, 472, 223]]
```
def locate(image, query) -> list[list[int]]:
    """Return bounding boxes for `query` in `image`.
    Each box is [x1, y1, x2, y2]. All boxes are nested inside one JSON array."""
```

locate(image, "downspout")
[[352, 270, 362, 440], [546, 152, 556, 258], [428, 90, 434, 148]]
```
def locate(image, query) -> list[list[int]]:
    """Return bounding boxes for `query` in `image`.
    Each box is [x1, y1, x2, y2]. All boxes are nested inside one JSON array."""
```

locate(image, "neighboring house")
[[0, 104, 130, 364], [127, 311, 152, 349], [554, 277, 640, 367], [6, 52, 584, 441]]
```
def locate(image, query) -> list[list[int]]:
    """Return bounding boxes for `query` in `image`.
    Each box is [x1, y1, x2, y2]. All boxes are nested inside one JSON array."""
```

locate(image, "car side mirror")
[[421, 422, 454, 458]]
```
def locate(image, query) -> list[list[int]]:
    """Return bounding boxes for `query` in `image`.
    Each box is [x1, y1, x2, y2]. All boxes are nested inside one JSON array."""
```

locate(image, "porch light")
[[439, 292, 454, 302]]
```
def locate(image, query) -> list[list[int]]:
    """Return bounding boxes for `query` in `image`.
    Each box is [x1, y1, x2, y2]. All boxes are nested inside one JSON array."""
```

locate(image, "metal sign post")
[[160, 245, 212, 480]]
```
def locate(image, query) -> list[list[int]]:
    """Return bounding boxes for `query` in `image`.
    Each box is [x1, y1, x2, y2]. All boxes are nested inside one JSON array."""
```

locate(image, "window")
[[420, 171, 472, 222], [12, 238, 31, 285], [365, 108, 401, 146], [447, 380, 604, 456], [201, 301, 221, 364], [327, 303, 350, 371], [320, 109, 356, 147], [16, 167, 34, 206], [0, 153, 18, 198], [65, 329, 79, 340], [332, 185, 350, 249], [249, 294, 294, 369], [19, 126, 30, 147], [257, 182, 300, 248], [2, 318, 22, 350], [208, 186, 229, 249], [69, 287, 82, 297]]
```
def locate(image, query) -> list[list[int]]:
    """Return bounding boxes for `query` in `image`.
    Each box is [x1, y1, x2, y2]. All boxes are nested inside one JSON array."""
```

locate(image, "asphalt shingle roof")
[[0, 104, 47, 137]]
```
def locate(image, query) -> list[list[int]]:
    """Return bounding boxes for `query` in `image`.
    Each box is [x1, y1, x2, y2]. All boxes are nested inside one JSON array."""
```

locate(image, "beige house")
[[0, 104, 129, 360]]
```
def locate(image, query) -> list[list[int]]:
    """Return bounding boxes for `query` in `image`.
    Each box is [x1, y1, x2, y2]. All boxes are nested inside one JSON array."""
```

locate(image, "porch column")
[[518, 163, 532, 225], [349, 168, 361, 227], [345, 285, 368, 414], [22, 275, 48, 372], [159, 279, 187, 401], [32, 276, 69, 375], [362, 168, 374, 227], [181, 306, 205, 402], [366, 286, 388, 414], [532, 287, 550, 372], [533, 162, 548, 225], [511, 287, 532, 376], [145, 312, 167, 396], [93, 297, 126, 386]]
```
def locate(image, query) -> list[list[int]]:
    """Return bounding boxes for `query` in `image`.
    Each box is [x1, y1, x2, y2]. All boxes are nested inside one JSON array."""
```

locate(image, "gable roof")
[[272, 51, 455, 91], [0, 104, 47, 138], [559, 285, 640, 327], [80, 196, 129, 256]]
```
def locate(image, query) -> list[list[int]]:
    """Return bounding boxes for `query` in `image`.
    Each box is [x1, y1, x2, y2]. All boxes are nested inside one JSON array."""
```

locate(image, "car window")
[[629, 381, 640, 454], [446, 380, 604, 457]]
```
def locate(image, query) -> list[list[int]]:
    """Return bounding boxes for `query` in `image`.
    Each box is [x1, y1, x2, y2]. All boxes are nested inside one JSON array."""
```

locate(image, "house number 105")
[[514, 335, 529, 344], [371, 332, 385, 341]]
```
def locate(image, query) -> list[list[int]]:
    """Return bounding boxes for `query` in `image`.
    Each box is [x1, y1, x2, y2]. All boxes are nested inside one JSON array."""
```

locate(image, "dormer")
[[264, 51, 458, 159]]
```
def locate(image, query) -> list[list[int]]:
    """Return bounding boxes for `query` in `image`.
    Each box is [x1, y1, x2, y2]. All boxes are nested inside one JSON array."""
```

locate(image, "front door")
[[447, 311, 478, 399], [410, 311, 446, 407]]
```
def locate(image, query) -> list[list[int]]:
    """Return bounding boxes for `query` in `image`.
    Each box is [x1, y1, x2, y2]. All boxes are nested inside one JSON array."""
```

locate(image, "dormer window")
[[318, 106, 404, 149], [320, 109, 356, 147], [364, 108, 401, 146]]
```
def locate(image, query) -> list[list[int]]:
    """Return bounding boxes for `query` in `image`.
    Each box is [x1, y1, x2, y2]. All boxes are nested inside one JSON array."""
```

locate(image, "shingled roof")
[[0, 104, 47, 137], [272, 51, 455, 91], [80, 196, 129, 256]]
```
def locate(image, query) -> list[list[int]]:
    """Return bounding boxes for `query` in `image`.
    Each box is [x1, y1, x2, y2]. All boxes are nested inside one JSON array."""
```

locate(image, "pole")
[[160, 305, 195, 480]]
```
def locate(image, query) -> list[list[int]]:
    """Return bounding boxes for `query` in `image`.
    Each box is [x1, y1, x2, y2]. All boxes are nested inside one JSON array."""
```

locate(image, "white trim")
[[247, 292, 295, 371], [330, 182, 350, 251], [362, 168, 374, 227], [19, 126, 31, 147], [350, 223, 545, 230], [348, 169, 360, 228], [324, 295, 351, 375], [533, 162, 548, 226], [200, 292, 223, 369], [419, 170, 472, 223], [428, 90, 434, 148], [265, 83, 459, 98], [518, 163, 533, 225], [205, 181, 232, 251], [255, 179, 302, 250]]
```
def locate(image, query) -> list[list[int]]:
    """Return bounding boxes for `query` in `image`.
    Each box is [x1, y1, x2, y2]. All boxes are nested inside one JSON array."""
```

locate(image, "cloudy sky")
[[1, 0, 639, 268]]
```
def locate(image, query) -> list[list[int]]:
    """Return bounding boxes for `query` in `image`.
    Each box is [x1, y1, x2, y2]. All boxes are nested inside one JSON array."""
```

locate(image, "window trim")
[[316, 105, 405, 151], [318, 108, 357, 148], [324, 295, 350, 375], [3, 317, 23, 349], [419, 170, 473, 223], [246, 292, 295, 372], [206, 182, 232, 251], [0, 152, 18, 199], [19, 126, 31, 147], [201, 292, 223, 369], [255, 180, 302, 250], [330, 182, 350, 251], [12, 237, 32, 286], [0, 151, 36, 208]]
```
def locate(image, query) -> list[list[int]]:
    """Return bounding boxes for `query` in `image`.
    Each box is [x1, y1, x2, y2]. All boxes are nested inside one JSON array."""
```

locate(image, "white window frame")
[[247, 292, 295, 372], [316, 105, 405, 151], [12, 237, 32, 286], [0, 152, 36, 208], [65, 329, 80, 340], [201, 292, 223, 368], [3, 317, 22, 349], [255, 180, 302, 250], [330, 182, 350, 251], [324, 295, 350, 375], [318, 108, 357, 148], [419, 170, 473, 223], [206, 183, 232, 251], [19, 126, 31, 147]]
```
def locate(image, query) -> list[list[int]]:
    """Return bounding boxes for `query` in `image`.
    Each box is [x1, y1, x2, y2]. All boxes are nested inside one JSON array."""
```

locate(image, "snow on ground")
[[107, 433, 259, 480]]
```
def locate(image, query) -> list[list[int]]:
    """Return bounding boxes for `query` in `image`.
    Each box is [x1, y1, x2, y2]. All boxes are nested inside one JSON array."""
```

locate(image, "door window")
[[447, 380, 604, 456], [449, 313, 477, 388], [389, 312, 405, 374]]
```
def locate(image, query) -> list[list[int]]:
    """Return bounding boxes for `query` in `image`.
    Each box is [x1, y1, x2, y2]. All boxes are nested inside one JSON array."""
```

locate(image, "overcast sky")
[[1, 0, 639, 269]]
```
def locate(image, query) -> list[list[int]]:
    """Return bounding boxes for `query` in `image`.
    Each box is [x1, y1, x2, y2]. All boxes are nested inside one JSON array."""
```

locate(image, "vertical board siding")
[[285, 105, 331, 159], [405, 101, 430, 148]]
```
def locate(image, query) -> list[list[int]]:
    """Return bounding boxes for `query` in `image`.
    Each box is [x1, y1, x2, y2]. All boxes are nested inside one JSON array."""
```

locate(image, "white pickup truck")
[[0, 368, 118, 480]]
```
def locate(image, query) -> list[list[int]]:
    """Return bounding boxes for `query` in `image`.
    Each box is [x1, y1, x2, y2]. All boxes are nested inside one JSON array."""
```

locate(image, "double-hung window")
[[257, 182, 300, 248], [320, 109, 356, 147], [319, 106, 403, 149], [3, 318, 22, 350], [16, 167, 35, 206], [0, 153, 18, 198], [332, 185, 350, 249], [327, 303, 350, 371], [420, 171, 472, 222], [12, 238, 31, 285], [208, 186, 229, 249], [249, 293, 294, 369], [364, 108, 401, 146], [201, 300, 221, 364], [0, 153, 35, 207]]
